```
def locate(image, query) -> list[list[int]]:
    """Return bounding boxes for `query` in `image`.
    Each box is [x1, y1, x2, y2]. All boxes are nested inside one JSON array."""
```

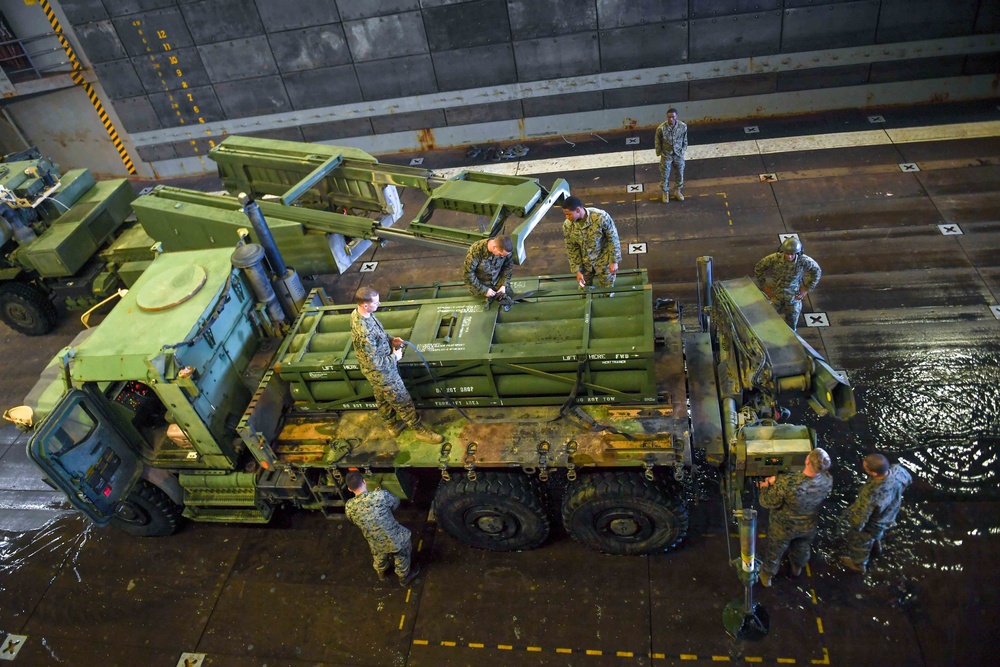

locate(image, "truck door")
[[28, 389, 143, 526]]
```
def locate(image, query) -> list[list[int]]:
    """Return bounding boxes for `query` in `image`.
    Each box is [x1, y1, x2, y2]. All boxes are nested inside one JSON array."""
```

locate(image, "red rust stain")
[[417, 128, 435, 151], [517, 117, 526, 139], [622, 117, 638, 130]]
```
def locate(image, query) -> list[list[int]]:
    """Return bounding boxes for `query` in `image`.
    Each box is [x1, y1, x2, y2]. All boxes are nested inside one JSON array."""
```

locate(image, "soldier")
[[351, 286, 444, 444], [841, 453, 913, 574], [561, 195, 622, 290], [757, 448, 833, 587], [464, 235, 515, 310], [344, 471, 421, 587], [654, 107, 688, 203], [754, 237, 821, 331]]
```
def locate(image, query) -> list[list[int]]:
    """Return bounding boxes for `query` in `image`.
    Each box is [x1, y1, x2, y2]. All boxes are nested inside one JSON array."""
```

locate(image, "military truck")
[[0, 147, 135, 335], [0, 137, 567, 335], [17, 241, 854, 556]]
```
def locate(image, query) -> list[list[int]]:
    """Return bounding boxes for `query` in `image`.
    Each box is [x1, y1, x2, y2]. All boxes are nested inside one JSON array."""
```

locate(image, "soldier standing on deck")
[[561, 195, 622, 290], [757, 448, 833, 587], [754, 237, 821, 331], [654, 107, 688, 203], [344, 471, 422, 587], [464, 235, 515, 311], [351, 286, 444, 443], [841, 453, 913, 574]]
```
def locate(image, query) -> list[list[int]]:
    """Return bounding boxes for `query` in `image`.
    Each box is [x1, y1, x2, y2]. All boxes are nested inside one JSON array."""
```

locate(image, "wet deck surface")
[[2, 101, 999, 665]]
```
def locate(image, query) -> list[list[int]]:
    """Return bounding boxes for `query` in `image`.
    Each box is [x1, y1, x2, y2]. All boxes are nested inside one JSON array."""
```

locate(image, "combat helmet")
[[779, 237, 802, 255]]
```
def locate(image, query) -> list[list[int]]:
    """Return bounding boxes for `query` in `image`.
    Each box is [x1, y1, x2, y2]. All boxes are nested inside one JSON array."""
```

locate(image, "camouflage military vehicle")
[[17, 240, 853, 557]]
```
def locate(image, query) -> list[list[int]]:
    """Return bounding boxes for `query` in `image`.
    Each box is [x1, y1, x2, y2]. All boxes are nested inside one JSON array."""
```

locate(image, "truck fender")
[[141, 466, 184, 507]]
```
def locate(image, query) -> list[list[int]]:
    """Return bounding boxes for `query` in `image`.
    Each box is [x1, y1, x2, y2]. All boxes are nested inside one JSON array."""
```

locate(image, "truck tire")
[[434, 472, 550, 551], [561, 472, 688, 556], [112, 480, 183, 537], [0, 282, 58, 336]]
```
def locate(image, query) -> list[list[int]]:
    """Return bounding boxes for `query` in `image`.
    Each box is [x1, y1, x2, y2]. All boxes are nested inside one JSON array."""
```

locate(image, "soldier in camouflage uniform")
[[464, 235, 515, 310], [561, 195, 622, 290], [754, 236, 821, 331], [351, 287, 444, 444], [654, 107, 688, 203], [344, 472, 421, 586], [841, 453, 912, 574], [758, 448, 833, 587]]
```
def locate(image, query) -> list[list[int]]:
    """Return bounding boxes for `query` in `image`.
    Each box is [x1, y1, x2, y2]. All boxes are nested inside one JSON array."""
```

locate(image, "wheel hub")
[[465, 507, 516, 539], [596, 508, 653, 542], [475, 515, 505, 535], [115, 501, 148, 525], [608, 517, 640, 537], [5, 303, 33, 326]]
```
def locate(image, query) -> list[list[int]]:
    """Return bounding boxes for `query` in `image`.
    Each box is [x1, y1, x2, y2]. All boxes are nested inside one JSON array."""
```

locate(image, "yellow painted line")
[[681, 655, 698, 660], [746, 658, 763, 663], [405, 589, 411, 603], [413, 639, 428, 645], [757, 129, 890, 153], [556, 647, 572, 654], [586, 649, 603, 656], [806, 563, 812, 577], [811, 648, 831, 665], [398, 615, 405, 630], [417, 539, 423, 552], [497, 644, 513, 650], [712, 656, 731, 662], [527, 646, 542, 652], [817, 617, 824, 634], [652, 652, 666, 659], [811, 589, 818, 605], [887, 120, 1000, 143], [468, 643, 484, 649], [617, 651, 634, 657], [778, 659, 797, 664], [441, 641, 456, 647]]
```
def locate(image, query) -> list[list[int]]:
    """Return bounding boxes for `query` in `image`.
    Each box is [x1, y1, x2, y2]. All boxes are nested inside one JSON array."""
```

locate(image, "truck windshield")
[[49, 403, 98, 456]]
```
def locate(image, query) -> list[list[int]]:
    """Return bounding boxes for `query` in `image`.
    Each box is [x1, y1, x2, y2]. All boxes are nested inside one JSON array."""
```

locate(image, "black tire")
[[561, 471, 688, 555], [111, 480, 183, 537], [434, 472, 550, 551], [0, 282, 58, 336]]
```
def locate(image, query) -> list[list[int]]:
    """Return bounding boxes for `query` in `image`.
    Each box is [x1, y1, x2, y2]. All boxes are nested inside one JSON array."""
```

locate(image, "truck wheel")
[[434, 472, 550, 551], [561, 472, 688, 556], [0, 282, 58, 336], [112, 480, 183, 537]]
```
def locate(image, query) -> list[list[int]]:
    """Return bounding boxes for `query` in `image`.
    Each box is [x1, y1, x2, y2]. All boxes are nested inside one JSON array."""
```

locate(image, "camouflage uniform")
[[464, 238, 514, 307], [754, 252, 821, 331], [563, 207, 622, 288], [655, 118, 688, 198], [345, 487, 414, 578], [351, 309, 418, 427], [760, 471, 833, 577], [844, 464, 912, 566]]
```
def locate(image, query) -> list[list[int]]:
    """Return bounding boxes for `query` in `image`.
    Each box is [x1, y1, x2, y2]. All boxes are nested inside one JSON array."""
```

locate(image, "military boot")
[[414, 426, 444, 444], [376, 569, 388, 582], [388, 420, 408, 437], [839, 556, 866, 574], [400, 563, 421, 587]]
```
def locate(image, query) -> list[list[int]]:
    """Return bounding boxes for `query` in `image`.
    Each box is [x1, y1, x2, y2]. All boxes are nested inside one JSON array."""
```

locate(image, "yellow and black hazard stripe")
[[39, 0, 137, 174]]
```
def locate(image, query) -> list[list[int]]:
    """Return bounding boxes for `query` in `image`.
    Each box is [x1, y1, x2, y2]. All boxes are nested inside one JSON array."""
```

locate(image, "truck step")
[[182, 505, 272, 523]]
